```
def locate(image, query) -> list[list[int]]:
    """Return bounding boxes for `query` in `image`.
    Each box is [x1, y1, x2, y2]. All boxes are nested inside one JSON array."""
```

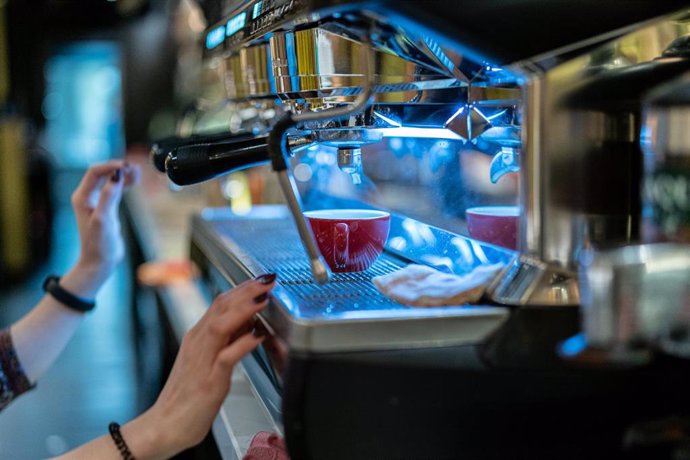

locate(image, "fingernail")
[[253, 293, 268, 303], [255, 273, 277, 285], [111, 169, 121, 182]]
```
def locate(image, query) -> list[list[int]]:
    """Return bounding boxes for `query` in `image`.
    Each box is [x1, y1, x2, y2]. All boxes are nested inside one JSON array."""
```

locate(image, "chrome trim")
[[514, 8, 690, 268], [486, 254, 579, 306], [268, 27, 462, 105]]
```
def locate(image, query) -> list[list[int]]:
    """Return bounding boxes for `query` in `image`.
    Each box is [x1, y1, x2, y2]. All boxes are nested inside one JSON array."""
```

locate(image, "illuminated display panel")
[[205, 25, 226, 49], [226, 12, 247, 38], [252, 1, 263, 19]]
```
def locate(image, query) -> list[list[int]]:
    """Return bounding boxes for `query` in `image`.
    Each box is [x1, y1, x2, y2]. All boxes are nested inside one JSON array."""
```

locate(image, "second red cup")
[[466, 206, 519, 250]]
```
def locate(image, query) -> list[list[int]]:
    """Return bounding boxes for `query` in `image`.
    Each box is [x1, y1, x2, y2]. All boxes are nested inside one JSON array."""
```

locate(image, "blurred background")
[[0, 0, 186, 284], [0, 1, 195, 457]]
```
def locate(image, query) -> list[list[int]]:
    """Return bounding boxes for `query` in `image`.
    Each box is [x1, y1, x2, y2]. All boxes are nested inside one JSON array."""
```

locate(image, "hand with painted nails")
[[69, 160, 140, 298], [4, 157, 275, 460], [7, 161, 140, 409], [118, 275, 276, 458], [50, 275, 277, 459]]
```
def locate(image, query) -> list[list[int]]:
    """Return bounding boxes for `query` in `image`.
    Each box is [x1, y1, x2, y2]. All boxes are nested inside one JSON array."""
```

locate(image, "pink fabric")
[[242, 431, 290, 460]]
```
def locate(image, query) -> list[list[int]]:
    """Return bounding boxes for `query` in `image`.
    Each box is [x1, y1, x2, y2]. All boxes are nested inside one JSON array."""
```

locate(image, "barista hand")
[[69, 160, 140, 298], [135, 277, 275, 455], [56, 276, 276, 459], [11, 161, 140, 385]]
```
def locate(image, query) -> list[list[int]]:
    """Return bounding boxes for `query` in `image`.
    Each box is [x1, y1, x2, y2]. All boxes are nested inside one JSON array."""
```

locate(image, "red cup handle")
[[334, 223, 349, 269]]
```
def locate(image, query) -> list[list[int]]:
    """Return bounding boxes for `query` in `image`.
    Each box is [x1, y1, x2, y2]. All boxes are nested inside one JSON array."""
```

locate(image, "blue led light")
[[559, 333, 587, 357], [379, 127, 464, 140], [252, 1, 263, 19], [226, 12, 247, 38], [205, 25, 226, 50]]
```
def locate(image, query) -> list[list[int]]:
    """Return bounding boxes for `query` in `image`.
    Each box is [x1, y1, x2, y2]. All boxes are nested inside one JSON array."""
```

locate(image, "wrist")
[[120, 410, 179, 460], [61, 262, 109, 299]]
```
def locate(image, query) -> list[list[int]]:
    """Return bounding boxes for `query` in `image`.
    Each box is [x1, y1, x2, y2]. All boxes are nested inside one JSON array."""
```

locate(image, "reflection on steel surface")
[[576, 243, 690, 362], [192, 0, 690, 309], [517, 9, 690, 267], [191, 206, 509, 352], [212, 214, 512, 318]]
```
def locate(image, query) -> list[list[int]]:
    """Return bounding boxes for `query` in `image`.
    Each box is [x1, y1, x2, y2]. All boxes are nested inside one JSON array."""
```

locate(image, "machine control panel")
[[205, 0, 308, 54]]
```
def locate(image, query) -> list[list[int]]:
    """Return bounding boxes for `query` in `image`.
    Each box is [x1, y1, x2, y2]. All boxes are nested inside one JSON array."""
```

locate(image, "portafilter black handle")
[[150, 131, 254, 173], [165, 135, 270, 186]]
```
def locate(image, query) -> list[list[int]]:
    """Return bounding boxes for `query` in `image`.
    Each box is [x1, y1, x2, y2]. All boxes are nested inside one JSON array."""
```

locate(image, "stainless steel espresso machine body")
[[163, 1, 690, 458]]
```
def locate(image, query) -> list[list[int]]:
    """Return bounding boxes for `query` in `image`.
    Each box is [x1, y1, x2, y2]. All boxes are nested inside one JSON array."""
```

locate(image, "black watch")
[[42, 275, 96, 313]]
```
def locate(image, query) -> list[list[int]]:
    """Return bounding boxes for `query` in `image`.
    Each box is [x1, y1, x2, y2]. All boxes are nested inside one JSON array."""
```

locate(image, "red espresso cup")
[[304, 209, 391, 273], [465, 206, 519, 250]]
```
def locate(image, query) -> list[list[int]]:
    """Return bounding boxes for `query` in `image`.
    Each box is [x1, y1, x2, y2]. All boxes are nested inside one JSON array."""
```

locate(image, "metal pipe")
[[277, 171, 330, 284], [337, 147, 363, 185], [267, 30, 376, 284]]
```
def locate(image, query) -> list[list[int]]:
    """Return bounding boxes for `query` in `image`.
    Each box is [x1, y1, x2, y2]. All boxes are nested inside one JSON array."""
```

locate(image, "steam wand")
[[267, 34, 376, 285]]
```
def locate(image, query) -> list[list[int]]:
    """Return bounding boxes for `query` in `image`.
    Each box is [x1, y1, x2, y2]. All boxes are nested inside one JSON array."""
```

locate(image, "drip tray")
[[192, 206, 509, 353]]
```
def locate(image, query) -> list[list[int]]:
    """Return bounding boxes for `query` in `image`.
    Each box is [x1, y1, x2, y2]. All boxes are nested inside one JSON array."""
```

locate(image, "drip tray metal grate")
[[214, 219, 404, 317], [193, 208, 509, 352]]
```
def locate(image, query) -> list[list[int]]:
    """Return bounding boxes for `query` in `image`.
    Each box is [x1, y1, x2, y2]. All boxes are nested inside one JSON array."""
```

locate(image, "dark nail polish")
[[111, 169, 121, 182], [254, 293, 268, 303], [256, 273, 277, 285]]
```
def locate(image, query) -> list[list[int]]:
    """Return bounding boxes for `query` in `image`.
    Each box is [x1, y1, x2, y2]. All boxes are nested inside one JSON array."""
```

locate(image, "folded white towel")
[[372, 263, 505, 307]]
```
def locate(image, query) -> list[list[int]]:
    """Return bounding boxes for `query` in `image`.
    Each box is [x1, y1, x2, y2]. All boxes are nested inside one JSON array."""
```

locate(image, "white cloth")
[[372, 263, 505, 307]]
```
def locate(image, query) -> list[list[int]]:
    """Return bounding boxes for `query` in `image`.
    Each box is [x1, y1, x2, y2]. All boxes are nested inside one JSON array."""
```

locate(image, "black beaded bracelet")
[[108, 422, 136, 460]]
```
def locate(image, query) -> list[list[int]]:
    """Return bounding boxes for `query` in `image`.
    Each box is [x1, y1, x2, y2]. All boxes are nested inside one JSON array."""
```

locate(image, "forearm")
[[53, 275, 273, 460], [54, 410, 176, 460], [10, 162, 131, 385], [11, 263, 105, 383]]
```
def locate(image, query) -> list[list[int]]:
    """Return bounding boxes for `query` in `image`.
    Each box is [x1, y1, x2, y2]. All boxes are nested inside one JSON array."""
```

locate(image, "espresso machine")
[[155, 1, 690, 458]]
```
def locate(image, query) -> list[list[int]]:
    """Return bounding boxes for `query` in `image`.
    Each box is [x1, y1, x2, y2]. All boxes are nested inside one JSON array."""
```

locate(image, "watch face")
[[44, 276, 58, 291]]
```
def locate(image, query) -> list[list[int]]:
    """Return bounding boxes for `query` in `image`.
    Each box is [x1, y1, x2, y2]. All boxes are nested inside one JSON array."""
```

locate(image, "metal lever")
[[164, 136, 312, 185], [267, 32, 376, 285], [165, 136, 270, 185]]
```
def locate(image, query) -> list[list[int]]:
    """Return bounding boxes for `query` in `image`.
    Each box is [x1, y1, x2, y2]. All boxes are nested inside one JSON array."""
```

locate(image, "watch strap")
[[42, 275, 96, 313]]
